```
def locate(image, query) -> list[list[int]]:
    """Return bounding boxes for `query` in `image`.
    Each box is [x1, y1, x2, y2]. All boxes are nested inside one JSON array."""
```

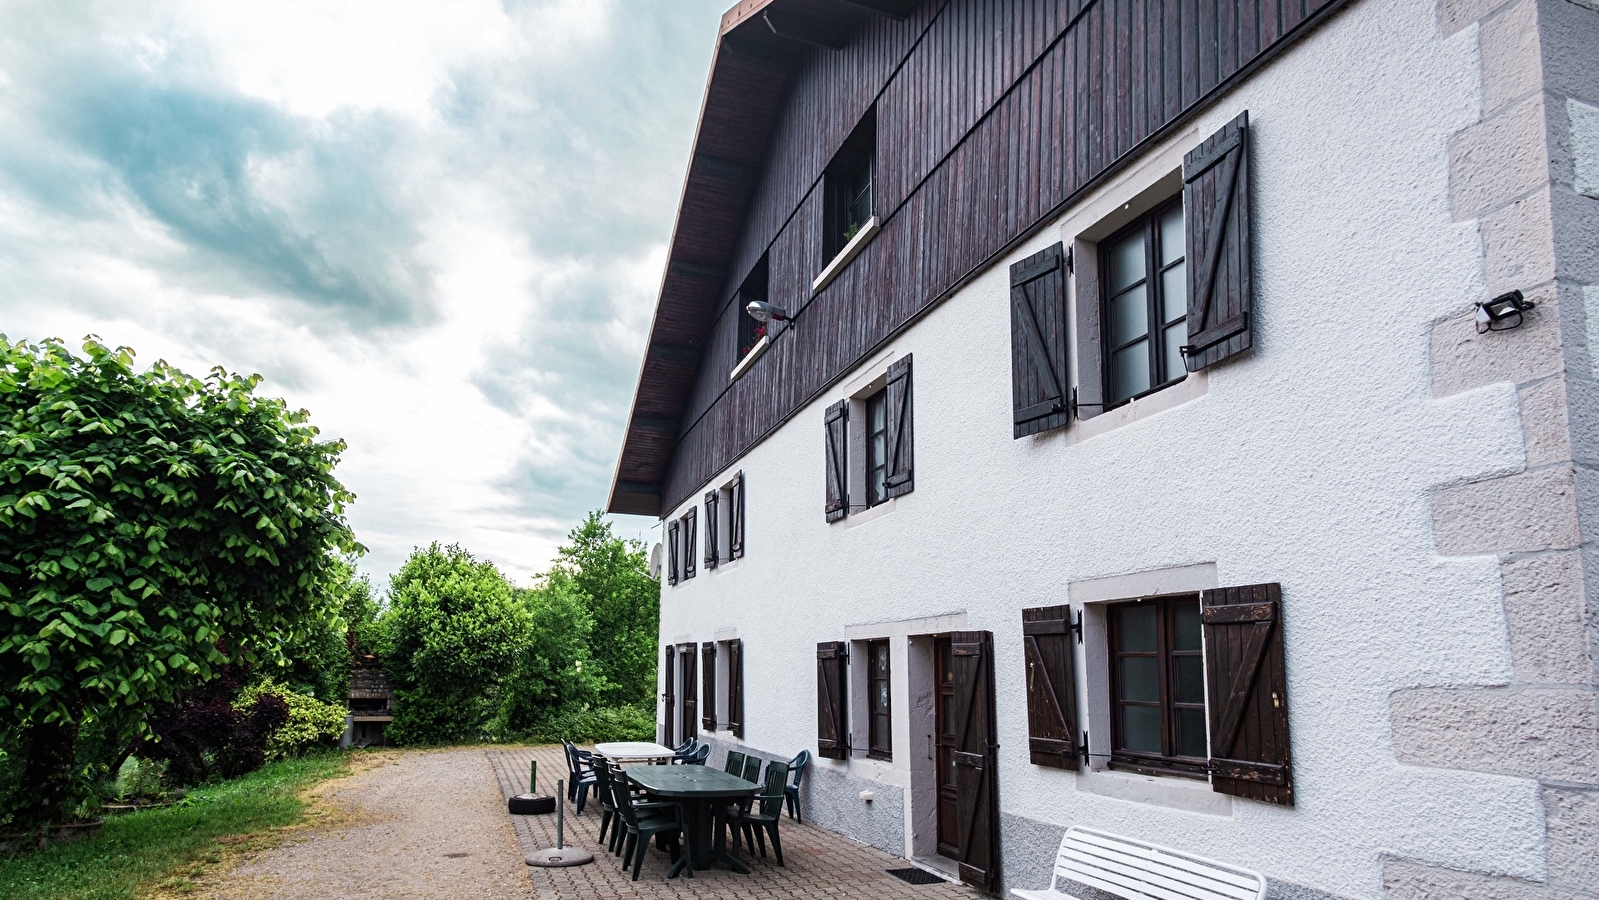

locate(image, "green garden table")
[[623, 766, 758, 877]]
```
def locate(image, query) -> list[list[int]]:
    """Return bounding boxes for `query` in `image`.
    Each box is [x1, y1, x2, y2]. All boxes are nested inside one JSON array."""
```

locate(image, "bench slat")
[[1064, 848, 1258, 900], [1040, 827, 1264, 900], [1063, 831, 1261, 892]]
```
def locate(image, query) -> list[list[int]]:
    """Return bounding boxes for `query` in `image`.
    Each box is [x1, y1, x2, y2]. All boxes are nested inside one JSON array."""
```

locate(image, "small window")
[[825, 109, 876, 260], [1107, 595, 1206, 777], [865, 387, 888, 507], [867, 639, 892, 760], [737, 255, 770, 360], [1101, 201, 1187, 406]]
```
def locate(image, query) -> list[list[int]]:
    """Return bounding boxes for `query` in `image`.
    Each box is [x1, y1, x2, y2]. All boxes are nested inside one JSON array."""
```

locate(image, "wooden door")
[[680, 646, 698, 745], [663, 645, 675, 745], [951, 631, 1001, 893], [933, 637, 959, 859]]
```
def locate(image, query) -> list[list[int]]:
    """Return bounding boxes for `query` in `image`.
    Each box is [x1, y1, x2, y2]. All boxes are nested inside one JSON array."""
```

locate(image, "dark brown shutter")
[[682, 509, 697, 579], [681, 644, 697, 734], [1021, 605, 1080, 771], [951, 631, 1001, 892], [729, 471, 746, 559], [1010, 243, 1072, 437], [816, 641, 848, 759], [703, 491, 719, 570], [1202, 582, 1293, 806], [727, 639, 744, 738], [824, 401, 849, 522], [665, 520, 679, 586], [1183, 111, 1253, 372], [884, 355, 914, 499], [663, 644, 676, 744], [701, 642, 717, 731]]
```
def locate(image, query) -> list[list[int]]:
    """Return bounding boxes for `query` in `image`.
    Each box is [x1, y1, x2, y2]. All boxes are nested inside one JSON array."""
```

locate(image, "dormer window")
[[824, 108, 876, 261], [738, 254, 769, 360]]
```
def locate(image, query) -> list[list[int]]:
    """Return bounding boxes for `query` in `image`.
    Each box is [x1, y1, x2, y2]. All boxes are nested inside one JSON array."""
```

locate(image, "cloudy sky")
[[0, 0, 729, 585]]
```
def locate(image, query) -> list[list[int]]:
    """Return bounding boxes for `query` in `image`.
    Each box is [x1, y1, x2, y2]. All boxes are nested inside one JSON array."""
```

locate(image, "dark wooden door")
[[951, 631, 1001, 893], [680, 646, 697, 745], [663, 645, 675, 746], [933, 637, 959, 859]]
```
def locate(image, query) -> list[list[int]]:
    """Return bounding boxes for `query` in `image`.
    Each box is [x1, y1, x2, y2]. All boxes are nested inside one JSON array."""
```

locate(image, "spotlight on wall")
[[1475, 290, 1535, 334], [745, 301, 790, 324]]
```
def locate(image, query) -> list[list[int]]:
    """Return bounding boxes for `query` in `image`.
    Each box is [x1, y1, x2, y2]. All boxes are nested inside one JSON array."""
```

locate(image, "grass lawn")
[[0, 752, 351, 900]]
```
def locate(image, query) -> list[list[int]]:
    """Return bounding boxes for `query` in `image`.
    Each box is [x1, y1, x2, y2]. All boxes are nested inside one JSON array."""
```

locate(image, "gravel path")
[[198, 749, 533, 900]]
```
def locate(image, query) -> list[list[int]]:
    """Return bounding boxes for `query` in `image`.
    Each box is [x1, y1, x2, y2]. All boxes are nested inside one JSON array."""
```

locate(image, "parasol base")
[[525, 847, 594, 867]]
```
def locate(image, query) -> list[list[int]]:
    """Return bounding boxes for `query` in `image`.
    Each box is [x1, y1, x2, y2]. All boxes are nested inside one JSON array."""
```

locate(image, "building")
[[344, 655, 393, 747], [606, 1, 1599, 898]]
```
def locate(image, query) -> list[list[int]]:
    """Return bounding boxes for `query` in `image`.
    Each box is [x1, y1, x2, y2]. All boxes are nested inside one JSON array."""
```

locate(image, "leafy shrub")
[[141, 666, 291, 785], [489, 576, 607, 739], [112, 757, 173, 803], [237, 679, 347, 758], [544, 514, 659, 706], [526, 704, 655, 744]]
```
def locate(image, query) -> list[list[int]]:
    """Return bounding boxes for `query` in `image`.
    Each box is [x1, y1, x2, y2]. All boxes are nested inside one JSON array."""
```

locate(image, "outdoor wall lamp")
[[746, 300, 790, 323], [1475, 289, 1535, 333]]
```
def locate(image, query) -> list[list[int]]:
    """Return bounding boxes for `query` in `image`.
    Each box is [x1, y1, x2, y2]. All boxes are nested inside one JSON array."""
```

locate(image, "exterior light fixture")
[[1475, 289, 1535, 333], [746, 300, 790, 323]]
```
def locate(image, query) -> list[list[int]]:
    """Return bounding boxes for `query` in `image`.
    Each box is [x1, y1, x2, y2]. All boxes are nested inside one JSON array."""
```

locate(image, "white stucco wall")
[[655, 3, 1542, 897]]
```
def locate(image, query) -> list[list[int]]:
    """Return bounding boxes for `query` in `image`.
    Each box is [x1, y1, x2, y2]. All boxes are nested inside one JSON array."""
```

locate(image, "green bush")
[[526, 704, 655, 744], [489, 576, 607, 739], [236, 679, 346, 759], [544, 513, 659, 706]]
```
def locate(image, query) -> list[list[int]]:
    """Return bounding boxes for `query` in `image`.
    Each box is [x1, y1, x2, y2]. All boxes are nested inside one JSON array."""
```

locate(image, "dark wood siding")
[[633, 0, 1343, 514]]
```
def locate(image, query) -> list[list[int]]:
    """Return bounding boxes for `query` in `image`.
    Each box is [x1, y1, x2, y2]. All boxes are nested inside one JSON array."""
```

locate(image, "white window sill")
[[840, 497, 897, 529], [1066, 370, 1208, 445], [729, 336, 770, 381], [707, 557, 741, 574], [811, 215, 881, 294], [1074, 766, 1232, 816]]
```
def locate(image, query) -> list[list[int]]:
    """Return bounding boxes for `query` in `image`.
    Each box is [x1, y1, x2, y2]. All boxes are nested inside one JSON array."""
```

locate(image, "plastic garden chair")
[[672, 739, 700, 763], [562, 740, 597, 812], [740, 755, 761, 782], [733, 760, 789, 865], [686, 744, 711, 765], [724, 750, 746, 776], [612, 771, 692, 880], [784, 750, 810, 823]]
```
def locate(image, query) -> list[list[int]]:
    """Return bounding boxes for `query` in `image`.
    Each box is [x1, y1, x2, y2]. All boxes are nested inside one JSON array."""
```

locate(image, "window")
[[866, 639, 892, 760], [1101, 201, 1187, 406], [737, 255, 769, 361], [1107, 595, 1206, 777], [824, 109, 876, 260], [678, 508, 697, 581], [865, 388, 888, 507]]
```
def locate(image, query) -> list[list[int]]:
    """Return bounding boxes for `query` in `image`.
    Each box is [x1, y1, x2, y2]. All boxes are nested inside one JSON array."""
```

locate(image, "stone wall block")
[[1431, 298, 1564, 398], [1501, 551, 1595, 683], [1538, 0, 1599, 108], [1518, 377, 1572, 467], [1450, 97, 1551, 221], [1433, 466, 1581, 556], [1390, 686, 1598, 783], [1568, 99, 1599, 200], [1384, 858, 1588, 900], [1481, 188, 1557, 294], [1565, 374, 1599, 467], [1481, 0, 1542, 114], [1439, 0, 1518, 36], [1542, 787, 1599, 888], [1551, 188, 1599, 285]]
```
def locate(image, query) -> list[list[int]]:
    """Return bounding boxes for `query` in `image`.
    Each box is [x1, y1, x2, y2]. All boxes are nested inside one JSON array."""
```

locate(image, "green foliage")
[[525, 703, 655, 744], [235, 679, 346, 759], [0, 753, 347, 900], [489, 576, 607, 739], [544, 513, 659, 705], [0, 335, 358, 825], [268, 554, 374, 702], [380, 544, 530, 745]]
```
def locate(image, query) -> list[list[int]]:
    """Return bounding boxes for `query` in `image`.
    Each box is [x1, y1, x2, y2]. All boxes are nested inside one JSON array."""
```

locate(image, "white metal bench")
[[1010, 827, 1266, 900]]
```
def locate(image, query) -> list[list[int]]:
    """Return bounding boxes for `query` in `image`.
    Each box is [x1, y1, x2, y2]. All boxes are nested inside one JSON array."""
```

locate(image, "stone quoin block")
[[1542, 787, 1599, 888], [1500, 551, 1595, 684], [1480, 0, 1543, 115], [1570, 99, 1599, 201], [1551, 189, 1599, 286], [1438, 0, 1518, 36], [1390, 686, 1598, 784], [1384, 858, 1588, 900], [1430, 297, 1564, 399], [1450, 96, 1551, 221], [1517, 377, 1573, 468], [1480, 187, 1557, 294], [1432, 466, 1581, 556]]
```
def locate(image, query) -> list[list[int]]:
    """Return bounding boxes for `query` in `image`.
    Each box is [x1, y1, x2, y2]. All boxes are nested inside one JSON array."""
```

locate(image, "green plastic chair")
[[733, 760, 789, 866], [611, 771, 693, 880], [724, 750, 746, 776], [740, 755, 761, 783]]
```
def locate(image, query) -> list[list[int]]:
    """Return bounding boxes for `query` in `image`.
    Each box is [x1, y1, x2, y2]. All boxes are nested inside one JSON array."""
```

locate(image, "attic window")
[[825, 108, 876, 262], [738, 254, 769, 360]]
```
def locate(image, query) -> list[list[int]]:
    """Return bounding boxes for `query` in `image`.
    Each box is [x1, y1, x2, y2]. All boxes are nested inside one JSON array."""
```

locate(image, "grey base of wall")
[[694, 735, 906, 858], [998, 811, 1359, 900]]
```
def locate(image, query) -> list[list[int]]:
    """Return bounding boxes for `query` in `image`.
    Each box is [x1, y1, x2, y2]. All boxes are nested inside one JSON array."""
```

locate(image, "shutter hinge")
[[1070, 387, 1105, 419], [1078, 731, 1090, 762], [1065, 246, 1074, 274], [1072, 609, 1083, 643]]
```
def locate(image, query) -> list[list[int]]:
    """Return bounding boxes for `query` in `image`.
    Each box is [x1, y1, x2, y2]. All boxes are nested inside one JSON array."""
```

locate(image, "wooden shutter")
[[703, 491, 719, 570], [1183, 111, 1253, 372], [1202, 582, 1293, 806], [1021, 605, 1080, 770], [682, 509, 697, 579], [1010, 243, 1072, 437], [701, 642, 717, 731], [951, 631, 1001, 892], [681, 644, 697, 735], [824, 401, 849, 522], [665, 520, 679, 586], [727, 639, 744, 738], [816, 641, 848, 759], [884, 355, 914, 499], [729, 471, 746, 559], [663, 644, 676, 744]]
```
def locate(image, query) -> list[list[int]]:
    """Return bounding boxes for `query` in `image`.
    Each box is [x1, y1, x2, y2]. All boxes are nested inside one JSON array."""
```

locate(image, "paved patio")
[[488, 745, 982, 899]]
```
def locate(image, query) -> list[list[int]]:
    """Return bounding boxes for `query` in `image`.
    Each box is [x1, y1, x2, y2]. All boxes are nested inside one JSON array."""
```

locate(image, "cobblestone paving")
[[489, 745, 982, 900]]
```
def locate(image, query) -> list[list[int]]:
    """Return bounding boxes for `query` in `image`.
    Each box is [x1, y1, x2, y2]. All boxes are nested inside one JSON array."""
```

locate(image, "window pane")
[[1163, 322, 1187, 383], [1161, 262, 1186, 324], [1174, 656, 1204, 704], [1115, 604, 1158, 652], [1172, 601, 1202, 651], [1121, 705, 1161, 753], [871, 432, 886, 469], [875, 645, 889, 675], [1159, 204, 1184, 266], [1111, 341, 1151, 402], [1175, 707, 1207, 758], [1108, 284, 1149, 347], [877, 682, 890, 710], [1106, 230, 1147, 293], [1119, 657, 1159, 702], [870, 393, 885, 431]]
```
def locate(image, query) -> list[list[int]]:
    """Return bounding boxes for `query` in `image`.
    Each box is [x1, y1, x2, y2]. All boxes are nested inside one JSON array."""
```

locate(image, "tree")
[[271, 554, 374, 702], [491, 575, 608, 738], [380, 544, 530, 744], [0, 336, 357, 826], [544, 512, 659, 705]]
